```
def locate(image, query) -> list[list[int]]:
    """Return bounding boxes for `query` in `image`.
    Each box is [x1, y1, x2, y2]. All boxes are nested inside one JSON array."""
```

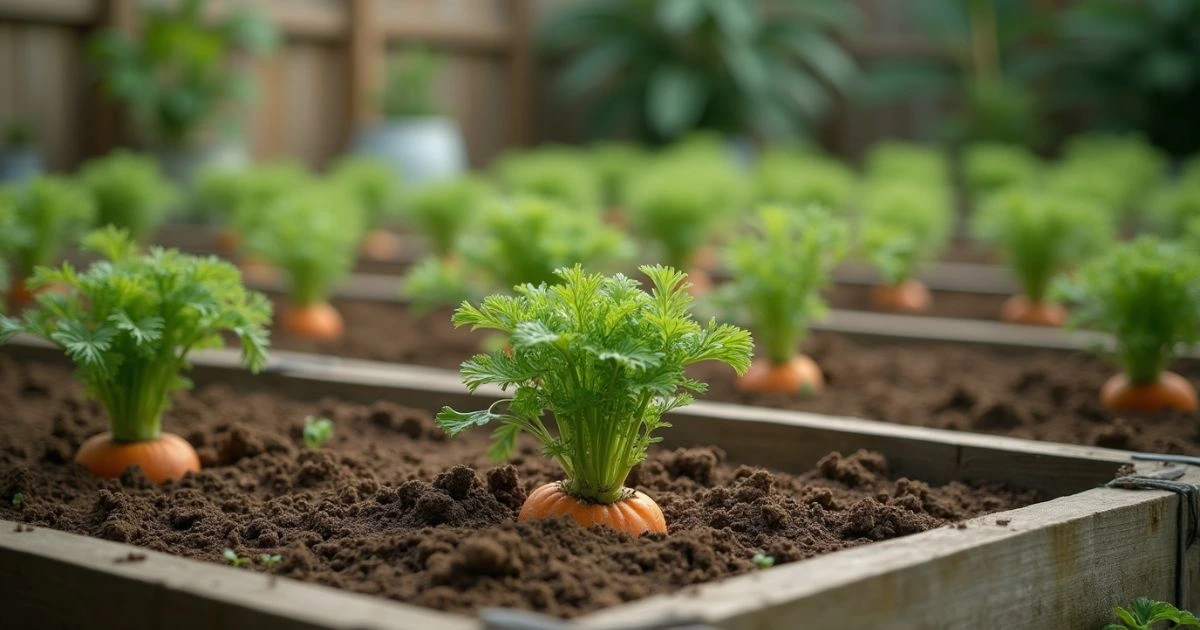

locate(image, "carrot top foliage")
[[1, 176, 95, 276], [0, 228, 270, 442], [858, 181, 952, 286], [437, 265, 752, 504], [80, 150, 178, 243]]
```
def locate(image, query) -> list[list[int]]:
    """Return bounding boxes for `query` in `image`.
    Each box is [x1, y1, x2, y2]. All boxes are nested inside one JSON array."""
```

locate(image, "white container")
[[0, 149, 43, 184], [353, 116, 466, 186]]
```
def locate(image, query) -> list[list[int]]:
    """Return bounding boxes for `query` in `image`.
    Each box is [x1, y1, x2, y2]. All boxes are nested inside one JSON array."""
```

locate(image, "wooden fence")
[[0, 0, 951, 172]]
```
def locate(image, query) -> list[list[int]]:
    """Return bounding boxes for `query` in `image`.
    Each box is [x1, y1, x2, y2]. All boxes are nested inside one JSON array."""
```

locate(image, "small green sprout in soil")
[[302, 416, 334, 449], [259, 554, 282, 568], [437, 265, 752, 513], [752, 552, 775, 569], [80, 150, 178, 244], [11, 492, 24, 509], [1104, 597, 1200, 630], [223, 548, 250, 568]]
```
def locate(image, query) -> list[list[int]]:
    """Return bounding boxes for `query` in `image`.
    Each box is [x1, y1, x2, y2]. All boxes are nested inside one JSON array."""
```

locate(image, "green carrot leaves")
[[437, 265, 752, 504], [80, 150, 178, 243]]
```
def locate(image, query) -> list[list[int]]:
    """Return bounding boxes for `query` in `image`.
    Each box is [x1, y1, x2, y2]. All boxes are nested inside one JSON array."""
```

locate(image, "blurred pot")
[[353, 117, 465, 186], [0, 148, 43, 184], [153, 142, 249, 188]]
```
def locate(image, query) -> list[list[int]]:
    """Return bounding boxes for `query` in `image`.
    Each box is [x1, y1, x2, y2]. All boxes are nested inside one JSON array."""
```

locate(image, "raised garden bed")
[[1, 339, 1195, 628]]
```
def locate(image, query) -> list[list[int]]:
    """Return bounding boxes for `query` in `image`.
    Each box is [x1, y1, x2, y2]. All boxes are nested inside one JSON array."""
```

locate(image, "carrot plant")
[[972, 187, 1111, 326], [405, 176, 492, 259], [329, 156, 403, 230], [1, 177, 95, 308], [194, 162, 309, 238], [754, 150, 856, 213], [864, 142, 949, 186], [1048, 134, 1166, 219], [627, 153, 746, 289], [718, 205, 846, 395], [858, 181, 952, 312], [492, 147, 601, 210], [437, 265, 752, 535], [0, 228, 270, 482], [963, 143, 1039, 198], [1148, 179, 1200, 236], [244, 184, 364, 340], [588, 142, 646, 213], [80, 150, 178, 244], [1055, 237, 1200, 413]]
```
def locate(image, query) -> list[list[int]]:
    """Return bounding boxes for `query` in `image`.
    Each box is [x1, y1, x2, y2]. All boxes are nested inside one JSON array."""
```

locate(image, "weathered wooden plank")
[[347, 0, 383, 132], [0, 519, 476, 630], [578, 464, 1199, 630], [0, 0, 97, 25]]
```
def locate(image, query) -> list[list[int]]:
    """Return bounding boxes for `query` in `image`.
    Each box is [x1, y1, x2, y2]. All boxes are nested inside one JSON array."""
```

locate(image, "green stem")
[[98, 356, 176, 442]]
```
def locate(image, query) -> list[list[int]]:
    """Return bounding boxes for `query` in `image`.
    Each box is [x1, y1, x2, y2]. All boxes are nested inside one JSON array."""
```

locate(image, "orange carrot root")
[[870, 279, 932, 313], [75, 432, 200, 484], [1001, 295, 1067, 327], [238, 255, 280, 285], [1101, 371, 1198, 413], [360, 229, 404, 261], [686, 267, 713, 297], [736, 355, 824, 396], [282, 302, 345, 340], [7, 276, 34, 311], [518, 482, 666, 537]]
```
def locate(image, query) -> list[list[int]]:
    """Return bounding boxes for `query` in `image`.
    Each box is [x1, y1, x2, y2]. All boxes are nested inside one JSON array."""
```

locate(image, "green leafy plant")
[[859, 181, 952, 287], [2, 176, 95, 280], [588, 142, 648, 210], [1104, 597, 1200, 630], [540, 0, 860, 142], [627, 153, 747, 270], [0, 228, 270, 444], [973, 187, 1111, 304], [1046, 133, 1167, 218], [259, 554, 282, 568], [80, 150, 179, 243], [404, 176, 493, 258], [754, 149, 856, 213], [244, 184, 364, 309], [87, 0, 278, 147], [436, 265, 753, 503], [1056, 237, 1200, 386], [857, 0, 1053, 146], [1059, 1, 1200, 157], [1148, 180, 1200, 236], [399, 257, 474, 313], [864, 142, 950, 186], [329, 156, 403, 230], [302, 416, 334, 449], [492, 147, 602, 210], [459, 196, 631, 291], [11, 492, 23, 508], [962, 142, 1040, 198], [223, 548, 250, 568], [717, 205, 846, 366], [194, 162, 310, 229], [380, 46, 443, 118], [3, 121, 34, 149], [751, 551, 775, 569]]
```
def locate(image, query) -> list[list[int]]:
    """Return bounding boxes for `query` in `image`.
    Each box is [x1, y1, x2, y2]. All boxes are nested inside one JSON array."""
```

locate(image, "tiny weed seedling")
[[302, 416, 334, 449], [222, 548, 250, 568], [259, 554, 282, 568], [11, 492, 24, 508], [752, 552, 775, 569], [1104, 597, 1200, 630]]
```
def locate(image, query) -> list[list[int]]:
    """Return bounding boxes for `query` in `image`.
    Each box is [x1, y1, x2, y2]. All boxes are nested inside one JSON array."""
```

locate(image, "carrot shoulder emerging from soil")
[[434, 265, 752, 537]]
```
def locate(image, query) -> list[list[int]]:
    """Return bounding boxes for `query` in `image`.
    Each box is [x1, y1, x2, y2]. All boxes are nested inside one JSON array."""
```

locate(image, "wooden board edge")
[[578, 464, 1199, 629], [0, 518, 477, 630]]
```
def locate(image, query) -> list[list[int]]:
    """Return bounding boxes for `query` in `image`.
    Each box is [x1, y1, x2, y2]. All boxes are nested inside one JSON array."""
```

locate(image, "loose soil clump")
[[0, 358, 1033, 618]]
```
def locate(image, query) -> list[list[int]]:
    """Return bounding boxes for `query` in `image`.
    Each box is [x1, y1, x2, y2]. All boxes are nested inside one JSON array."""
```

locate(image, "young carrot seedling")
[[329, 156, 405, 261], [79, 150, 178, 244], [259, 554, 282, 568], [404, 176, 492, 260], [223, 548, 250, 568], [437, 265, 752, 536], [11, 492, 24, 508], [754, 149, 856, 214], [1104, 597, 1200, 630], [972, 187, 1112, 326], [717, 205, 846, 396], [194, 162, 310, 252], [751, 552, 775, 569], [0, 228, 270, 483], [962, 143, 1039, 199], [858, 181, 952, 313], [627, 154, 746, 294], [1, 176, 95, 310], [492, 147, 602, 210], [244, 184, 364, 341], [1055, 237, 1200, 413], [302, 416, 334, 449]]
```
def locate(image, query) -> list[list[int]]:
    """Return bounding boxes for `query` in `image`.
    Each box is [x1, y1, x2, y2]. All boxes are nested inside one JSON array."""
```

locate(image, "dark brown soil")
[[0, 358, 1033, 618], [826, 284, 1009, 321], [269, 299, 1200, 455]]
